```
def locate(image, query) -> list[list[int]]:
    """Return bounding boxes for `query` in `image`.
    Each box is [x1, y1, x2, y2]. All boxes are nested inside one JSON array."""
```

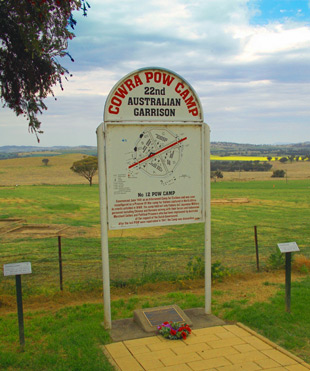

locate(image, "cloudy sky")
[[1, 0, 310, 146]]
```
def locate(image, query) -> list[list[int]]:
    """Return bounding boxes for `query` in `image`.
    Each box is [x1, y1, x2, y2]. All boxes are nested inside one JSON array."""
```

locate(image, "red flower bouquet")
[[157, 321, 191, 340]]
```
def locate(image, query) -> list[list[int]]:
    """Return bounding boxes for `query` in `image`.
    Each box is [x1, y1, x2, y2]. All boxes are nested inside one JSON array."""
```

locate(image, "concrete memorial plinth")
[[109, 308, 225, 342]]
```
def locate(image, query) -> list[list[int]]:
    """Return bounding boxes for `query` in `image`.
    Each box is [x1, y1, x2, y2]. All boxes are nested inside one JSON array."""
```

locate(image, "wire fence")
[[1, 223, 309, 295]]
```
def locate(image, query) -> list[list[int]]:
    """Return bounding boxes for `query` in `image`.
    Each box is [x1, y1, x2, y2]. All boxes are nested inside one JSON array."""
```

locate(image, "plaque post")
[[285, 252, 292, 313]]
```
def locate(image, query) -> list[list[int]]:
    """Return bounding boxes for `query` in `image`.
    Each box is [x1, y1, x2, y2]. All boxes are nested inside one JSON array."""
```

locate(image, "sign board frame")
[[97, 67, 211, 329]]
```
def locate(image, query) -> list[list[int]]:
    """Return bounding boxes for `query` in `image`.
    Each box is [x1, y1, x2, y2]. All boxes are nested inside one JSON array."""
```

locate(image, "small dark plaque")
[[144, 307, 184, 327], [134, 305, 192, 333]]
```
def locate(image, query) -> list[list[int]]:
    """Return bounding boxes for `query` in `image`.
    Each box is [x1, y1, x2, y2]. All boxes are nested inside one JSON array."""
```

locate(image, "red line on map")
[[129, 137, 187, 169]]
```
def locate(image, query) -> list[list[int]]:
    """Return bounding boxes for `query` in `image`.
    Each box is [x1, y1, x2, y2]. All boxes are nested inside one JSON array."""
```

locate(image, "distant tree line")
[[0, 153, 59, 160], [211, 161, 273, 172], [211, 141, 310, 157], [215, 150, 310, 157], [279, 155, 310, 163], [0, 153, 17, 160]]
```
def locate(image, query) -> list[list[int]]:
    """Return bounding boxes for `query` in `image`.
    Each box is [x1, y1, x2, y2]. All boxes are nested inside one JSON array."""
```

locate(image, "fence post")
[[254, 226, 259, 271], [58, 236, 63, 291]]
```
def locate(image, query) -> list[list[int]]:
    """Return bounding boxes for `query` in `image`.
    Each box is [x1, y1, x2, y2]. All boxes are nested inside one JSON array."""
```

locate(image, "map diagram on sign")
[[128, 128, 186, 178], [105, 123, 204, 229]]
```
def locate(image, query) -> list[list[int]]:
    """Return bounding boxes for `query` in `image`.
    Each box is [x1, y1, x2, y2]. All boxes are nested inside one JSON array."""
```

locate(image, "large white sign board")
[[105, 124, 204, 229]]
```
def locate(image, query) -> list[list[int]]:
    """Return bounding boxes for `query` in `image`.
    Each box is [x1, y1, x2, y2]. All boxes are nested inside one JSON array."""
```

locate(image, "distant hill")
[[0, 145, 97, 159], [210, 141, 310, 156], [0, 142, 310, 160], [0, 145, 96, 153]]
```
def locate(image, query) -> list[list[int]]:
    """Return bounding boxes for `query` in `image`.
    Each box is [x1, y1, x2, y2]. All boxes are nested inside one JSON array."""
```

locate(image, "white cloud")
[[53, 69, 119, 97], [1, 0, 310, 146], [231, 23, 310, 62]]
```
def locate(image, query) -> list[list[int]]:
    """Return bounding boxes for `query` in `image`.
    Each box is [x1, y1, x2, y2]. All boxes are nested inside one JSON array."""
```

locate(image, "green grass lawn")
[[1, 276, 310, 369], [1, 180, 309, 368], [1, 180, 309, 293], [214, 276, 310, 363], [0, 184, 100, 226], [0, 304, 114, 370]]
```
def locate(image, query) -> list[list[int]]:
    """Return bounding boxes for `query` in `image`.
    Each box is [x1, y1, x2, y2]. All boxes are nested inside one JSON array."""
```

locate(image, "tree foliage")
[[210, 170, 223, 182], [70, 156, 98, 186], [279, 157, 288, 163], [271, 169, 286, 178], [211, 161, 272, 172], [42, 158, 49, 166], [0, 0, 90, 140]]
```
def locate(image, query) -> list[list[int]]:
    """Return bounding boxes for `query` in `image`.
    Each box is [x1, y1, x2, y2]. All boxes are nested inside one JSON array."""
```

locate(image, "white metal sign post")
[[97, 68, 211, 329]]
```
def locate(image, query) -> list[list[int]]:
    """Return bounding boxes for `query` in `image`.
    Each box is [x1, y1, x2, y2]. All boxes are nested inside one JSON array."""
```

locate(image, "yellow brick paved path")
[[103, 323, 310, 371]]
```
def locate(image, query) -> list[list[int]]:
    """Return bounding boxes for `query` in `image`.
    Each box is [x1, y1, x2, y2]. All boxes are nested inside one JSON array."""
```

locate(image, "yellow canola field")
[[211, 155, 274, 161]]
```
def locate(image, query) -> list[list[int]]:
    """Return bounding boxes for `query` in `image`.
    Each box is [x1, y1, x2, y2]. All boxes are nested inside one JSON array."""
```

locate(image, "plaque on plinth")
[[134, 305, 192, 333]]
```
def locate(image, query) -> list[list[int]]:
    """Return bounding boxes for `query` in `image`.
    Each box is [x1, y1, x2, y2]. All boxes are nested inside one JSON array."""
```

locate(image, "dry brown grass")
[[0, 154, 99, 186], [1, 155, 309, 185], [293, 254, 310, 271], [0, 224, 172, 239], [0, 270, 307, 315]]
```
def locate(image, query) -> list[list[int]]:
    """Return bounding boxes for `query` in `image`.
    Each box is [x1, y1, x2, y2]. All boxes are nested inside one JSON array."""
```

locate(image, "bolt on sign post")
[[97, 67, 211, 329], [3, 262, 32, 348], [277, 242, 300, 313]]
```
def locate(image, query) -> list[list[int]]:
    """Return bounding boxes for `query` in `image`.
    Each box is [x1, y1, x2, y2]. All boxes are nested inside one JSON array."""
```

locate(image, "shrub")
[[279, 157, 288, 163], [271, 169, 285, 178], [42, 158, 49, 166], [186, 257, 230, 281], [211, 261, 231, 281], [267, 249, 285, 270], [186, 256, 204, 278]]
